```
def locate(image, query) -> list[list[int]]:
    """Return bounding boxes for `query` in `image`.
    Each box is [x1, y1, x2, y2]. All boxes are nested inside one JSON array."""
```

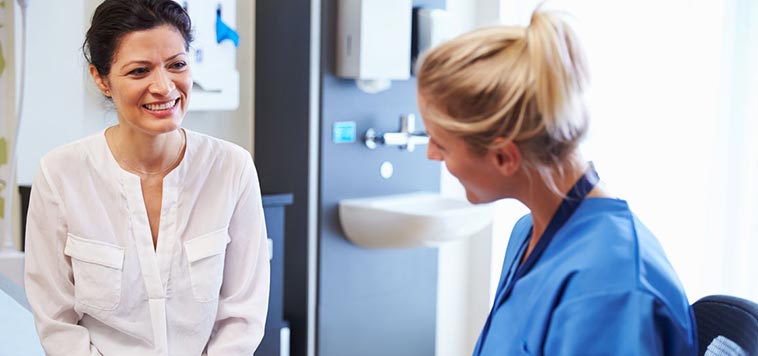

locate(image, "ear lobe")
[[89, 65, 111, 97]]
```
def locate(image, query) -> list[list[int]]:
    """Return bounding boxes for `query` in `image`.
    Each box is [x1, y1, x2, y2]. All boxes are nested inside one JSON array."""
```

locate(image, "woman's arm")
[[24, 163, 102, 356], [543, 290, 697, 356], [206, 155, 270, 355]]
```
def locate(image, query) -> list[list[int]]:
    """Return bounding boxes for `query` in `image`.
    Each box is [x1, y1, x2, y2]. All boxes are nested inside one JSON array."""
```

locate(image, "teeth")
[[145, 99, 177, 111]]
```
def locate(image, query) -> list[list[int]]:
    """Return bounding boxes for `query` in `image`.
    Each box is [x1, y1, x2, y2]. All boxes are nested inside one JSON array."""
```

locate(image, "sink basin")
[[339, 192, 494, 248]]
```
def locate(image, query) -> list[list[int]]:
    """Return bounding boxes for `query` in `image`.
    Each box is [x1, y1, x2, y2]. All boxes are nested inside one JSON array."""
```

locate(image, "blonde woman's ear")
[[89, 64, 111, 97], [490, 137, 521, 176]]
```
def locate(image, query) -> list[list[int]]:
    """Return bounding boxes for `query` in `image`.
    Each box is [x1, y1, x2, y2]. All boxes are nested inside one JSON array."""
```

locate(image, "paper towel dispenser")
[[335, 0, 412, 81]]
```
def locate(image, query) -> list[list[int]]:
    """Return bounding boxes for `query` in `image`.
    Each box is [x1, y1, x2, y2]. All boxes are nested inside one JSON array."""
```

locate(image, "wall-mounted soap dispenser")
[[178, 0, 240, 111], [336, 0, 412, 93]]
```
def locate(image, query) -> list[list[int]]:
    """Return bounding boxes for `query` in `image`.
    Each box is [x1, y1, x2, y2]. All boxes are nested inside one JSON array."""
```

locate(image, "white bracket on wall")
[[178, 0, 240, 111]]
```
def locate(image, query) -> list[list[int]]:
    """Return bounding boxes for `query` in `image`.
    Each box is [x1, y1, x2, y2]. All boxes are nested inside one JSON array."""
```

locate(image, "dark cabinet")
[[258, 193, 293, 356]]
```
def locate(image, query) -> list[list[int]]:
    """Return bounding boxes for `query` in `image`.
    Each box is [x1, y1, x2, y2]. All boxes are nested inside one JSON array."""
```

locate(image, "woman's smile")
[[143, 97, 180, 117]]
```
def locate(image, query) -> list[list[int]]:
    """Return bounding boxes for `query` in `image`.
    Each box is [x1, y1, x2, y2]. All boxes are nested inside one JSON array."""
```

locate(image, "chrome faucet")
[[364, 114, 430, 152]]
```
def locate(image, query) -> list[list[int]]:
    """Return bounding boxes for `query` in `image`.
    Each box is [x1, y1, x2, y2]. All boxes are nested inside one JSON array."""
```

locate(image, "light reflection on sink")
[[338, 192, 494, 249]]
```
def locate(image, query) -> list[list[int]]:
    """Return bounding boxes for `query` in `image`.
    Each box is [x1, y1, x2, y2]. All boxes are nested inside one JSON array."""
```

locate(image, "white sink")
[[339, 192, 494, 248]]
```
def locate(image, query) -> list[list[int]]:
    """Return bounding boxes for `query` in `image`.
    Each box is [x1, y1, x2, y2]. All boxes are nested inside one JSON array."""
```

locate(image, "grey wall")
[[255, 0, 445, 354], [317, 0, 445, 355]]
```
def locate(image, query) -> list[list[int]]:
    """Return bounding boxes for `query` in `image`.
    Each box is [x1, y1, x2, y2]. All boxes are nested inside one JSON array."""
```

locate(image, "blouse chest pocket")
[[184, 228, 231, 302], [64, 234, 125, 310]]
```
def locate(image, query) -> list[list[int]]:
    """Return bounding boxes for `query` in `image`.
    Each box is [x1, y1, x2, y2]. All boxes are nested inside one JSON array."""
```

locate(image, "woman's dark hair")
[[83, 0, 193, 76]]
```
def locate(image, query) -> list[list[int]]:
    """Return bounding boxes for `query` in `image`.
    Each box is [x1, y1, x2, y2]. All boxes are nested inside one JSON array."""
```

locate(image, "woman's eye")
[[171, 61, 188, 70], [128, 67, 149, 76]]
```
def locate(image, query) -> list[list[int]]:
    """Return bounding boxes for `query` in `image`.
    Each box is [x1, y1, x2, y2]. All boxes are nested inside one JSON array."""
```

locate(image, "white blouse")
[[24, 129, 270, 356]]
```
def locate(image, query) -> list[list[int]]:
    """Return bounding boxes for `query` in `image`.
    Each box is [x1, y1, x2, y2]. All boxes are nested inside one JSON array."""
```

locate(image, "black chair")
[[692, 295, 758, 356]]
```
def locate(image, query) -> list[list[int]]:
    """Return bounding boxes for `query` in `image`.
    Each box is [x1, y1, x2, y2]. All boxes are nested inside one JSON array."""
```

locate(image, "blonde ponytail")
[[526, 10, 589, 143]]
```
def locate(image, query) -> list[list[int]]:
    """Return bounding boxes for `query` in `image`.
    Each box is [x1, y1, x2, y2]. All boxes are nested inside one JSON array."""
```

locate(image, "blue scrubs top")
[[474, 198, 698, 355]]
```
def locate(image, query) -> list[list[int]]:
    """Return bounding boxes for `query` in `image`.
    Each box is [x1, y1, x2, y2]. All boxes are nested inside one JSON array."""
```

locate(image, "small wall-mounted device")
[[336, 0, 412, 82], [332, 121, 357, 144]]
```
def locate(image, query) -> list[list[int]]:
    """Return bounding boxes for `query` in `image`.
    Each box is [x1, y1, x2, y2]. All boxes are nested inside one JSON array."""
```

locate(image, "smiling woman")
[[417, 8, 698, 355], [22, 1, 270, 355], [91, 25, 190, 138]]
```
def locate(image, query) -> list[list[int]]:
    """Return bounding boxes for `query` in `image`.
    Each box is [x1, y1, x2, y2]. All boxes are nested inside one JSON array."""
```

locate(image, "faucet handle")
[[401, 113, 430, 152], [362, 114, 429, 151], [401, 114, 416, 133]]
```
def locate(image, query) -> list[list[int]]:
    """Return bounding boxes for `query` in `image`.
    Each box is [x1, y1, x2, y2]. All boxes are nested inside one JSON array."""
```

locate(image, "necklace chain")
[[111, 127, 185, 177]]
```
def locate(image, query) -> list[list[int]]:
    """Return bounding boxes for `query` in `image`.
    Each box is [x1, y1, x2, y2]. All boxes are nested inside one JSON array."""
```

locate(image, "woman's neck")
[[108, 125, 185, 176], [518, 157, 590, 264]]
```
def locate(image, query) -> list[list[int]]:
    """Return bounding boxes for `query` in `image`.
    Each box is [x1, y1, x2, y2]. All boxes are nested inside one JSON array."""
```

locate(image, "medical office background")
[[0, 0, 756, 355]]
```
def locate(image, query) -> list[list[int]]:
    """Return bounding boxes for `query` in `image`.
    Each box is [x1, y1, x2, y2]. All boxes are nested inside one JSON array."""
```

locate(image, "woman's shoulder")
[[567, 197, 637, 246], [40, 131, 105, 171], [184, 129, 251, 164], [558, 198, 648, 268], [555, 198, 688, 304]]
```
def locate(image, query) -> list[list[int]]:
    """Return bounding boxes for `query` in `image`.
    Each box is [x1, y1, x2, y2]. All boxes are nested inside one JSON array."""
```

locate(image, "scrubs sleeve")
[[543, 290, 696, 356], [23, 164, 102, 356], [206, 154, 270, 355]]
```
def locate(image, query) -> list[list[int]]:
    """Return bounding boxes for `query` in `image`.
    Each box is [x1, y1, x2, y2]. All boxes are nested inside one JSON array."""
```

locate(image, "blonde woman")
[[416, 10, 697, 355]]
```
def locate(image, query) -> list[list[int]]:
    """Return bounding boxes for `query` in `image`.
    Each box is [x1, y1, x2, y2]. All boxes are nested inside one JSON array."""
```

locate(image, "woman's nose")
[[150, 69, 176, 95]]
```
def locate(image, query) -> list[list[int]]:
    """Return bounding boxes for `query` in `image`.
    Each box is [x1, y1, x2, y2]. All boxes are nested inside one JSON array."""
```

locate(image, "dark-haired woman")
[[24, 1, 269, 355]]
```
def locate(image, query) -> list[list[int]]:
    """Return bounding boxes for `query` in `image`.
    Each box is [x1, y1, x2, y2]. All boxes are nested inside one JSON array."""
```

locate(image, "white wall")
[[16, 0, 87, 186]]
